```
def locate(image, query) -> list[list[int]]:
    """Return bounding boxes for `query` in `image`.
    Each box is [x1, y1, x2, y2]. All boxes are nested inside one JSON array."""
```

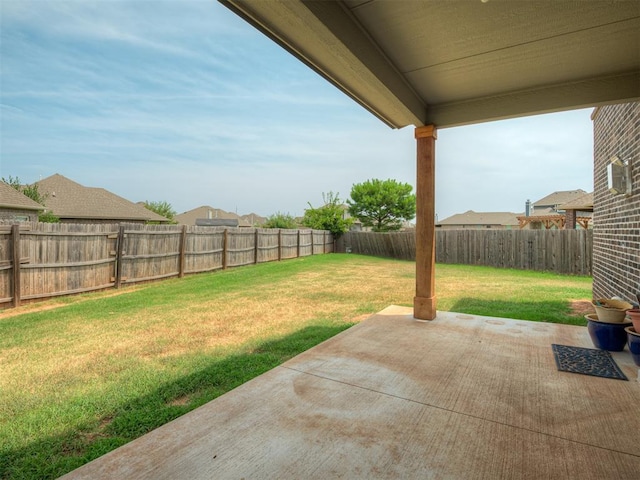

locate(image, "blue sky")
[[0, 0, 594, 220]]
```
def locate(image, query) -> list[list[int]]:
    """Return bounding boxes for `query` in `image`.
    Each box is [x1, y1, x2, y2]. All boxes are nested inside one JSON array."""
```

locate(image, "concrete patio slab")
[[60, 306, 640, 479]]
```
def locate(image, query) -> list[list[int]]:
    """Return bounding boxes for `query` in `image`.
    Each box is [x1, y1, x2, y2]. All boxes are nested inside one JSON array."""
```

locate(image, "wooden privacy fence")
[[0, 223, 333, 308], [338, 229, 592, 275]]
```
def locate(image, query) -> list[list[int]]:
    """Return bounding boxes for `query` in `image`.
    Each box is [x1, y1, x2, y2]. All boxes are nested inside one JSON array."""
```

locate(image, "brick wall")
[[592, 102, 640, 304], [0, 208, 38, 222], [565, 209, 577, 229]]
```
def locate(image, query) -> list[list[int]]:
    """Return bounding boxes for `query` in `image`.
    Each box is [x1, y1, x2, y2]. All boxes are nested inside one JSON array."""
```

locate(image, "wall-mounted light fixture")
[[607, 156, 632, 196]]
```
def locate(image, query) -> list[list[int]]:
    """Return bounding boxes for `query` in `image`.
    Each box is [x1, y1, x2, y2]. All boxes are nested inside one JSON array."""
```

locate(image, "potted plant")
[[585, 314, 631, 351], [592, 298, 633, 323], [625, 326, 640, 366], [626, 309, 640, 331]]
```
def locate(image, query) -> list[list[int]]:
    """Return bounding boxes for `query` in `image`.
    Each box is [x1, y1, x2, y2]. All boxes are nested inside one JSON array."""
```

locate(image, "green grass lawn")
[[0, 254, 592, 479]]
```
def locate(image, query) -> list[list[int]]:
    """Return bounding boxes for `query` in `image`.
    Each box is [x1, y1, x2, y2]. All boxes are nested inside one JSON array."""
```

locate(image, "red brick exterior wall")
[[565, 209, 577, 229], [592, 102, 640, 304]]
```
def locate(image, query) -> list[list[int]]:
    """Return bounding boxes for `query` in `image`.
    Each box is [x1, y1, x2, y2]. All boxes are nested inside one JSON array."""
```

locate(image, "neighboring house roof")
[[438, 211, 522, 226], [36, 174, 168, 222], [533, 190, 588, 209], [559, 192, 594, 211], [175, 206, 251, 227], [0, 182, 44, 211], [196, 218, 239, 227], [240, 213, 267, 226]]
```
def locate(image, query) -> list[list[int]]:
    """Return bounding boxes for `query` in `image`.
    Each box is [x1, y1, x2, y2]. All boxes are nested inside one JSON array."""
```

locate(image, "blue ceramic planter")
[[587, 318, 631, 351], [626, 327, 640, 366]]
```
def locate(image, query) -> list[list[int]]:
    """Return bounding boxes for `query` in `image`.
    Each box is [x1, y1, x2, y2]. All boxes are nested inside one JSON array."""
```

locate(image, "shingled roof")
[[533, 190, 588, 209], [175, 206, 251, 227], [559, 192, 594, 211], [438, 210, 522, 227], [0, 181, 44, 211], [36, 174, 168, 223]]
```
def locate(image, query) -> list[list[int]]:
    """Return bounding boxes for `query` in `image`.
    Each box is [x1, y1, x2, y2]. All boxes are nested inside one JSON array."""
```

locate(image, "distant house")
[[437, 211, 521, 230], [240, 213, 267, 227], [36, 174, 169, 224], [518, 189, 591, 229], [0, 181, 44, 222], [559, 192, 594, 229], [175, 206, 251, 227], [337, 204, 365, 232], [532, 189, 588, 214]]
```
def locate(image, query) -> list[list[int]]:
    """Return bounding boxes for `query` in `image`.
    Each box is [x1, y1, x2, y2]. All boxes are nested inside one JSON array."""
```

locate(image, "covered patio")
[[62, 306, 640, 478]]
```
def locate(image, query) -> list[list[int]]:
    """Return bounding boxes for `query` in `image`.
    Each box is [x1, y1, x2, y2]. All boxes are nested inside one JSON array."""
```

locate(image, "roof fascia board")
[[0, 203, 44, 211], [428, 71, 640, 128], [220, 0, 426, 128]]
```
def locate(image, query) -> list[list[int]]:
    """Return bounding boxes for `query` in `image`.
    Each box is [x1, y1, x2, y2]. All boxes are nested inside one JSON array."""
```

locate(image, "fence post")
[[115, 225, 126, 288], [254, 228, 259, 264], [323, 231, 326, 254], [11, 224, 21, 308], [178, 225, 187, 278], [297, 230, 301, 258], [223, 229, 228, 269], [311, 230, 315, 255], [278, 229, 282, 261]]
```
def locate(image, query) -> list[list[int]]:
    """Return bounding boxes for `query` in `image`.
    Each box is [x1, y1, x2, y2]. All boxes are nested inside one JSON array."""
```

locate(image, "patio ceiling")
[[220, 0, 640, 128]]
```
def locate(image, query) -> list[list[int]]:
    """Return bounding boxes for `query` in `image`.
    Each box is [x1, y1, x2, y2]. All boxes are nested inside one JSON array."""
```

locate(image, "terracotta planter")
[[625, 326, 640, 367], [626, 309, 640, 332]]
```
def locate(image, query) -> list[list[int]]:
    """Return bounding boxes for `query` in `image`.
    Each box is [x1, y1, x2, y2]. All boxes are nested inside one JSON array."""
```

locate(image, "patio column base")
[[414, 296, 436, 320]]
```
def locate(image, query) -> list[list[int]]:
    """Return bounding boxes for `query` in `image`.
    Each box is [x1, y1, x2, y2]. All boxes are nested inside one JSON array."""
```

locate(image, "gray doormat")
[[551, 344, 628, 381]]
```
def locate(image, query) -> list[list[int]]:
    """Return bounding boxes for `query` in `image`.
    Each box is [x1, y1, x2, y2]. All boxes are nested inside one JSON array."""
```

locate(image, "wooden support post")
[[323, 231, 326, 253], [414, 125, 437, 320], [223, 229, 228, 269], [297, 230, 301, 258], [278, 229, 282, 261], [11, 224, 21, 307], [115, 225, 125, 288], [311, 231, 315, 255], [254, 228, 259, 264], [178, 225, 187, 278]]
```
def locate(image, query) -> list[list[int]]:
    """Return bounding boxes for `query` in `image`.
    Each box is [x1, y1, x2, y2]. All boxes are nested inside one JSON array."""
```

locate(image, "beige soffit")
[[220, 0, 640, 129]]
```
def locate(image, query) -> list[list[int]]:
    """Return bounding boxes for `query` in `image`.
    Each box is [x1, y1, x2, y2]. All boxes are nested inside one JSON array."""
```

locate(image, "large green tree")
[[347, 178, 416, 232], [143, 200, 177, 223], [302, 192, 353, 237]]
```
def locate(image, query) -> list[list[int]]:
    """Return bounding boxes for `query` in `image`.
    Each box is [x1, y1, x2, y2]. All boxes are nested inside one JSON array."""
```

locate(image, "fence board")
[[256, 228, 278, 264], [339, 229, 592, 275], [298, 230, 313, 257], [8, 222, 119, 302], [227, 228, 260, 267], [120, 224, 182, 284], [184, 226, 224, 274]]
